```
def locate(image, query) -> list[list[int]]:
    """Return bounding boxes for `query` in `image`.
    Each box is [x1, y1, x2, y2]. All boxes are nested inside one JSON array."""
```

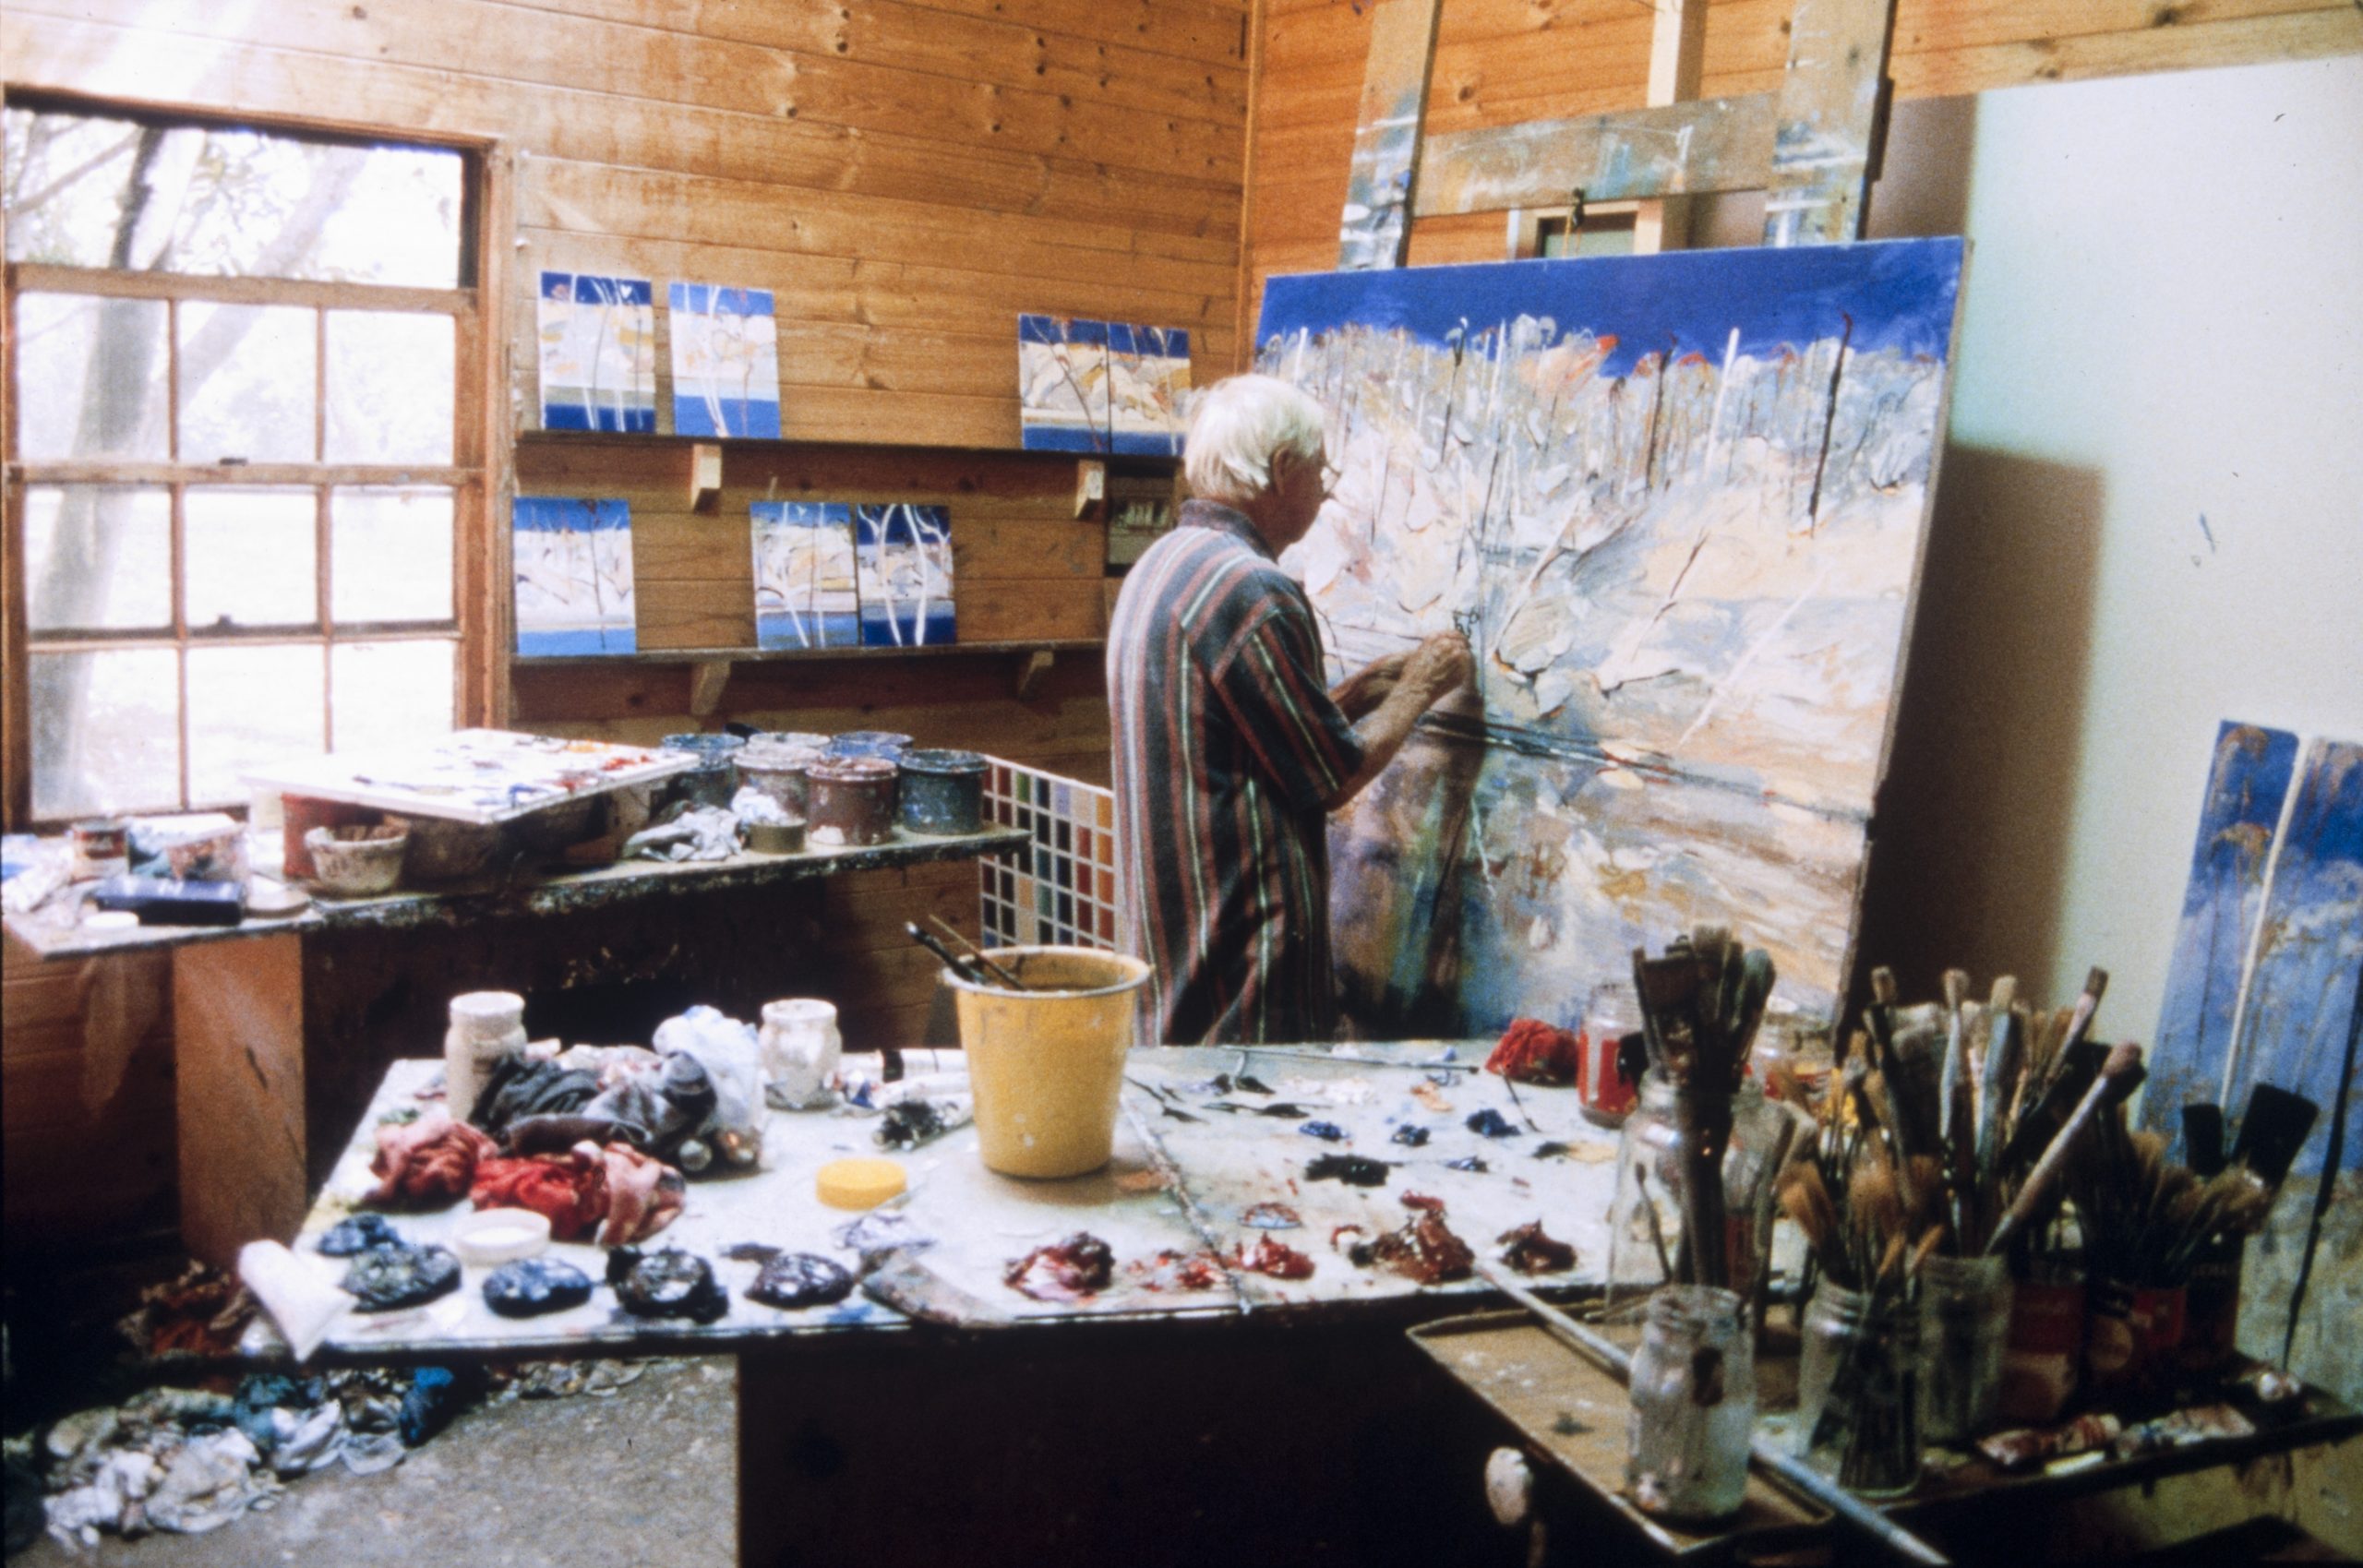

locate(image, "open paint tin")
[[660, 732, 745, 809], [896, 748, 989, 836], [806, 757, 899, 847], [738, 739, 824, 819], [825, 730, 912, 762]]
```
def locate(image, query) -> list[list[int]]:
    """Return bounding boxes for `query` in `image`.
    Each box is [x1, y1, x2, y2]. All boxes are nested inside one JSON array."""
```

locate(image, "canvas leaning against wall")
[[536, 271, 657, 433], [854, 504, 955, 648], [668, 282, 783, 439], [750, 500, 860, 651], [1017, 315, 1192, 456], [512, 497, 638, 657], [1256, 239, 1968, 1031]]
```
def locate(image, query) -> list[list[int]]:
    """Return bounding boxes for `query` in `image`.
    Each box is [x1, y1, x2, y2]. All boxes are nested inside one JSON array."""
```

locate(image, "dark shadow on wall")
[[1853, 446, 2106, 1005]]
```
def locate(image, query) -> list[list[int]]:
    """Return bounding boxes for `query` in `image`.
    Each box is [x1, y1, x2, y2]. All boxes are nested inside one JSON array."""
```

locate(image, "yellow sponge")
[[816, 1157, 907, 1210]]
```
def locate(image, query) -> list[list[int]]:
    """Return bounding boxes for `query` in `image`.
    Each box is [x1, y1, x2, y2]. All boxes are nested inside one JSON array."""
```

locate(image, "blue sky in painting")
[[672, 282, 772, 317], [1257, 238, 1965, 376], [513, 497, 629, 533]]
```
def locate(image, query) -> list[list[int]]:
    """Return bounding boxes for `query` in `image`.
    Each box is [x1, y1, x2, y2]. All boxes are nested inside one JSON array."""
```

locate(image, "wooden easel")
[[1336, 0, 1900, 270]]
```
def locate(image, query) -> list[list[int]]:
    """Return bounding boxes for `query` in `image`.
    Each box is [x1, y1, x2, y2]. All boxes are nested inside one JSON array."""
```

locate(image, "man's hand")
[[1330, 650, 1409, 721], [1401, 631, 1473, 706]]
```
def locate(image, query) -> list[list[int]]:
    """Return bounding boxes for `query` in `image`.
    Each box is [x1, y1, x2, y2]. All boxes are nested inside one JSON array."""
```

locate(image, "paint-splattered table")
[[2, 824, 1027, 1267], [273, 1043, 1628, 1563], [284, 1043, 1621, 1359]]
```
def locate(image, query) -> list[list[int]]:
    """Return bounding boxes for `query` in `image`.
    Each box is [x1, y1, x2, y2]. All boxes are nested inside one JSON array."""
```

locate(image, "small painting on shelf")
[[855, 503, 955, 647], [750, 500, 860, 651], [668, 282, 783, 439], [513, 496, 638, 657], [1018, 315, 1191, 456], [536, 271, 656, 433]]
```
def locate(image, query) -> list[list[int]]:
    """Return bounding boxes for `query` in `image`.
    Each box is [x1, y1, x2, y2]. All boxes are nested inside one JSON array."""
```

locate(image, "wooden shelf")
[[513, 428, 1181, 471], [512, 638, 1100, 669]]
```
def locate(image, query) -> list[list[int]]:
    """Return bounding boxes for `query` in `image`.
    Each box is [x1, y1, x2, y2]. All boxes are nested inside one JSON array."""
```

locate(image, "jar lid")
[[808, 757, 898, 783], [897, 748, 987, 775]]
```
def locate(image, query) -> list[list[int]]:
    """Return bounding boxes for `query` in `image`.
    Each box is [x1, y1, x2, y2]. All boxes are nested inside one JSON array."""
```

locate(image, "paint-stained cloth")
[[1109, 500, 1365, 1045]]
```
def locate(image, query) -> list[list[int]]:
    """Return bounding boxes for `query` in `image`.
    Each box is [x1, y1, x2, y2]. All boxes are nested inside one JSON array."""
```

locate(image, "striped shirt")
[[1108, 499, 1366, 1045]]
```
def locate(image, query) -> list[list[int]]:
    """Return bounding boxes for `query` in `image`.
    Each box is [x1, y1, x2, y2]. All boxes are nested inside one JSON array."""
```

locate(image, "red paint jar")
[[805, 758, 898, 848]]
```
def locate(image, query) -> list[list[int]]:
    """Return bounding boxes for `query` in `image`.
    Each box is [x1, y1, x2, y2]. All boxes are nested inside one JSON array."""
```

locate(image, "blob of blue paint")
[[1446, 1155, 1489, 1173], [1300, 1120, 1347, 1142], [1391, 1125, 1432, 1147], [1466, 1108, 1518, 1138]]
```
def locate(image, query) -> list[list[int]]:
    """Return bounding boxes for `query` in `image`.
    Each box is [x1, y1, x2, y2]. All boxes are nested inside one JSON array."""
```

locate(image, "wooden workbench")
[[3, 825, 1026, 1266]]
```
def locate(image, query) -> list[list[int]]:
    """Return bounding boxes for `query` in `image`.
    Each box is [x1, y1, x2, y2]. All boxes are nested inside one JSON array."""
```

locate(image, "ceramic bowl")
[[304, 825, 409, 896]]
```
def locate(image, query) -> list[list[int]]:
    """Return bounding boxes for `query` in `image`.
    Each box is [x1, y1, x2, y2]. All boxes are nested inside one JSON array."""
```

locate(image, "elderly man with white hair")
[[1109, 374, 1472, 1046]]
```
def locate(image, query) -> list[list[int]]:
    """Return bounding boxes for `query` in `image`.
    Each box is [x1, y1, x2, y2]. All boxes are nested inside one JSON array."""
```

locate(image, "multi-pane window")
[[5, 103, 483, 823]]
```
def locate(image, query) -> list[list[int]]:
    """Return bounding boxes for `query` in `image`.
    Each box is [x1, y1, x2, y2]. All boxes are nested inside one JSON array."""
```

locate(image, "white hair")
[[1182, 374, 1326, 506]]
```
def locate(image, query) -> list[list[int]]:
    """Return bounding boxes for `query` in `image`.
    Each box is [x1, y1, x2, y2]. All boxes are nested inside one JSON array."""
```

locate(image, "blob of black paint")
[[1531, 1141, 1571, 1159], [1235, 1075, 1275, 1095], [1445, 1155, 1489, 1173], [483, 1258, 594, 1318], [1305, 1153, 1390, 1187], [341, 1244, 462, 1311], [877, 1098, 952, 1150], [1391, 1125, 1432, 1148], [1255, 1103, 1309, 1118], [607, 1247, 730, 1323], [748, 1252, 857, 1311], [1465, 1108, 1518, 1139], [316, 1214, 402, 1256], [1300, 1120, 1347, 1142]]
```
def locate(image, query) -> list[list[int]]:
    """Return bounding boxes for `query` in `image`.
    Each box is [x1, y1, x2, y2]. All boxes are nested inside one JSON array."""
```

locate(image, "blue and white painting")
[[750, 500, 859, 650], [2150, 724, 2361, 1177], [1018, 315, 1190, 456], [668, 282, 782, 439], [536, 272, 656, 433], [512, 497, 637, 656], [855, 504, 954, 647], [1256, 239, 1967, 1031]]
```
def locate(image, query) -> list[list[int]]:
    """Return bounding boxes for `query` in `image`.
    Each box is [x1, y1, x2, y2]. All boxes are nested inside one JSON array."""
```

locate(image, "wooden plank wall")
[[1243, 0, 2363, 335], [2, 0, 1240, 1245]]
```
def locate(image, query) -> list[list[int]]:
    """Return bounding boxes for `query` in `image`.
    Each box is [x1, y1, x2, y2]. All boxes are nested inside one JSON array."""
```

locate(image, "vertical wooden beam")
[[1337, 0, 1444, 271], [174, 932, 309, 1265], [1633, 0, 1709, 256], [471, 144, 519, 729], [1762, 0, 1897, 246]]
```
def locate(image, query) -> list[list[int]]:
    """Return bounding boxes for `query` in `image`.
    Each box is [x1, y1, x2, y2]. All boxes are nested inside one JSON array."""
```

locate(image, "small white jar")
[[760, 998, 842, 1111], [445, 990, 527, 1123]]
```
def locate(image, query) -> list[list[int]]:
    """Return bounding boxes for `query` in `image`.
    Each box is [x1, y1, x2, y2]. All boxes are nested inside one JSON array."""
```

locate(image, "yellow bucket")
[[945, 945, 1152, 1178]]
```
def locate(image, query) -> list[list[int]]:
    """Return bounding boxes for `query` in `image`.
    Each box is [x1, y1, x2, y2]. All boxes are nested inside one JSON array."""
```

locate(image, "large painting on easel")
[[1255, 239, 1967, 1031]]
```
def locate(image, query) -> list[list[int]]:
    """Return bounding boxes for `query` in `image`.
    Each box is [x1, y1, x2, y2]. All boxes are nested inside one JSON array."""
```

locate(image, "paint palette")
[[245, 729, 696, 826]]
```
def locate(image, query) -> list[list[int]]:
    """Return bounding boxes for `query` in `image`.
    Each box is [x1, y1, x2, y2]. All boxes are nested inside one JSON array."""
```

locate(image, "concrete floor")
[[13, 1359, 736, 1567]]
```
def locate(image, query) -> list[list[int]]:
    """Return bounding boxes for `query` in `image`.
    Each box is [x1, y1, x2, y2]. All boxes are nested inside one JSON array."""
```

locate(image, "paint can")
[[805, 758, 899, 847], [660, 733, 745, 809], [895, 748, 988, 836], [943, 945, 1151, 1178], [738, 739, 824, 820], [68, 818, 131, 880], [825, 730, 913, 761]]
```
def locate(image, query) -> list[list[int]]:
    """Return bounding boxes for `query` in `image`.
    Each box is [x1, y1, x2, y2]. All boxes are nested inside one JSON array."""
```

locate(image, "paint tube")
[[1977, 1412, 2120, 1471], [2110, 1404, 2253, 1460]]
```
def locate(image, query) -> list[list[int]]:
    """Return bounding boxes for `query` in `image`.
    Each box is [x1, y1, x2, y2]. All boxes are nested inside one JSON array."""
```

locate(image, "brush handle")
[[1986, 1045, 2143, 1257], [905, 922, 990, 987]]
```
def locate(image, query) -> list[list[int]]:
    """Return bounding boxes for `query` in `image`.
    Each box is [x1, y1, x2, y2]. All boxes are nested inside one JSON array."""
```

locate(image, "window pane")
[[4, 108, 463, 287], [25, 486, 174, 632], [186, 644, 324, 806], [324, 312, 455, 464], [186, 488, 317, 629], [14, 293, 171, 461], [332, 640, 456, 755], [331, 487, 454, 623], [30, 649, 181, 820], [177, 303, 318, 463]]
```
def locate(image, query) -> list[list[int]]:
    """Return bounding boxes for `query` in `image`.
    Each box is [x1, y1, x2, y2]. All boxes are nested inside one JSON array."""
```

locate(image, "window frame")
[[2, 96, 511, 830]]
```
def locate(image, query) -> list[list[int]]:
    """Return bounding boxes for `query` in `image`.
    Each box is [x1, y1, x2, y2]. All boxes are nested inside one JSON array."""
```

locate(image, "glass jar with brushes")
[[1796, 1281, 1924, 1497], [1919, 1253, 2012, 1445], [1626, 1285, 1756, 1522], [1606, 1074, 1798, 1320]]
